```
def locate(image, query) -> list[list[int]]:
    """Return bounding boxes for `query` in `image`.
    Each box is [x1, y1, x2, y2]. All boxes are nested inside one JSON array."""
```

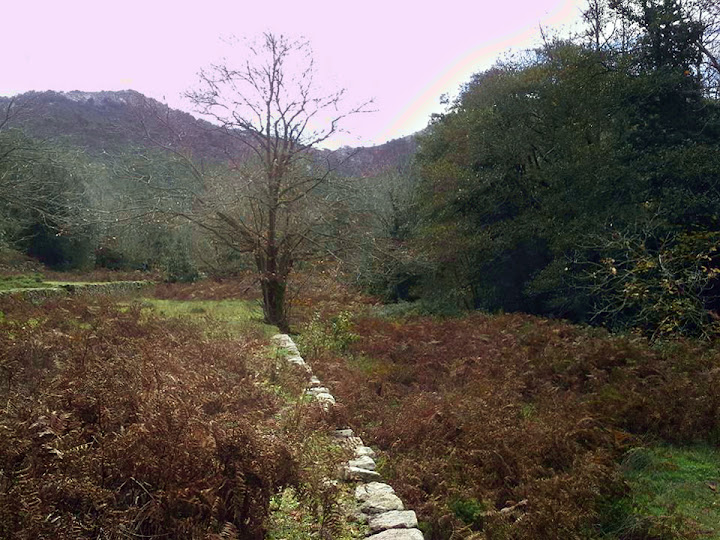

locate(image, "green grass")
[[266, 488, 318, 539], [266, 486, 368, 540], [139, 298, 277, 338], [611, 445, 720, 539], [0, 274, 47, 290]]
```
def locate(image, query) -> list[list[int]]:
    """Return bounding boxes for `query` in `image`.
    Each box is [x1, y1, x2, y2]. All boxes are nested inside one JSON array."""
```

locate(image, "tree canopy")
[[404, 0, 720, 337]]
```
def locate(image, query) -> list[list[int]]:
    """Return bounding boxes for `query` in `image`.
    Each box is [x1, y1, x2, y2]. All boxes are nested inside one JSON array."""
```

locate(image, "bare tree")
[[0, 94, 38, 133], [0, 96, 89, 253], [137, 33, 371, 329], [685, 0, 720, 95], [595, 0, 720, 94]]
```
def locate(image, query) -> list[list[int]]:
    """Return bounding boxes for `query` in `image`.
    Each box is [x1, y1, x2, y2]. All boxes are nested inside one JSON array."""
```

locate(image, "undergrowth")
[[0, 277, 367, 539], [298, 285, 720, 539], [0, 294, 293, 539], [152, 274, 259, 301], [267, 484, 368, 540], [41, 268, 161, 283], [8, 270, 716, 539], [264, 349, 361, 540]]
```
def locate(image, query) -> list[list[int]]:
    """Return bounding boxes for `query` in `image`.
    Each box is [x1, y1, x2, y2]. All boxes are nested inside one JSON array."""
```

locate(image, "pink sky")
[[2, 0, 584, 148]]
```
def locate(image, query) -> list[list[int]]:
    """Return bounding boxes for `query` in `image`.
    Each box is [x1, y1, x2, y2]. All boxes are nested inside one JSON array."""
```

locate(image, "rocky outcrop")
[[272, 334, 425, 539]]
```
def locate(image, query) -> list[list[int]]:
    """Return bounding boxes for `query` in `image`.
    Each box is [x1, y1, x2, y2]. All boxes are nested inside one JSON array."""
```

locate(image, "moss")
[[0, 279, 151, 298]]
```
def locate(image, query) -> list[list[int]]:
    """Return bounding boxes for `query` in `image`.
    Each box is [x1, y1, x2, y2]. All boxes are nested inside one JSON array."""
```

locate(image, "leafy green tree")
[[412, 0, 720, 336], [583, 214, 720, 338]]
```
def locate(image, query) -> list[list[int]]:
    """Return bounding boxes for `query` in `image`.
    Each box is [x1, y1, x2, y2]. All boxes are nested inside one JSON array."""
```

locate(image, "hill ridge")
[[1, 89, 417, 177]]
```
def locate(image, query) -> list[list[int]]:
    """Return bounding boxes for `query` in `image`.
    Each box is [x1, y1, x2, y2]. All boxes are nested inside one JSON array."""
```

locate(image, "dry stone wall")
[[0, 281, 151, 300], [271, 334, 425, 540]]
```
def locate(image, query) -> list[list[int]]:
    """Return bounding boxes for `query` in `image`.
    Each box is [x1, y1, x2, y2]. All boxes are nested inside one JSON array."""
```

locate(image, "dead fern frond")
[[0, 293, 294, 538]]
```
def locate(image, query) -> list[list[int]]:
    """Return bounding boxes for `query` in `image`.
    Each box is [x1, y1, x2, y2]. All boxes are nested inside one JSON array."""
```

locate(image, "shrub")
[[152, 274, 258, 301], [297, 310, 359, 359]]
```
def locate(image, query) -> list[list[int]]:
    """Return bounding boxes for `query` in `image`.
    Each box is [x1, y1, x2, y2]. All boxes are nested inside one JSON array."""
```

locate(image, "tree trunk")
[[260, 274, 288, 332], [256, 231, 291, 332]]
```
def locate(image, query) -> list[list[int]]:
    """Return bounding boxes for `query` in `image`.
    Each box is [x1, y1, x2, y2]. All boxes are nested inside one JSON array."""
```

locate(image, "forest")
[[1, 0, 720, 539]]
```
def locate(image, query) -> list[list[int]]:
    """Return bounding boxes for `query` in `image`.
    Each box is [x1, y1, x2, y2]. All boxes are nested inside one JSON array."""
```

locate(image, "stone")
[[332, 428, 355, 439], [309, 375, 322, 387], [348, 455, 376, 470], [355, 482, 395, 502], [351, 509, 368, 524], [286, 357, 311, 374], [271, 334, 293, 347], [344, 436, 365, 449], [341, 465, 382, 482], [305, 386, 330, 396], [366, 529, 424, 540], [368, 510, 418, 533], [313, 393, 335, 411], [271, 334, 301, 355], [359, 492, 404, 514], [313, 392, 335, 405], [355, 445, 376, 458]]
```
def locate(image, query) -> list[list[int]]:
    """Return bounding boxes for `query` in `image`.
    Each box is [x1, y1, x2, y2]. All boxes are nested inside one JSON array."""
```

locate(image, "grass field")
[[0, 273, 46, 290]]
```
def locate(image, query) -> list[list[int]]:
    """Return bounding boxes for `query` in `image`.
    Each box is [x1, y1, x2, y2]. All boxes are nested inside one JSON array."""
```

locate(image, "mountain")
[[326, 135, 417, 177], [0, 90, 416, 176], [0, 90, 236, 162]]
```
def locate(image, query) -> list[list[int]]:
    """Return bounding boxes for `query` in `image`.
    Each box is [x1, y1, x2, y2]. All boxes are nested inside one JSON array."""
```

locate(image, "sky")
[[2, 0, 586, 148]]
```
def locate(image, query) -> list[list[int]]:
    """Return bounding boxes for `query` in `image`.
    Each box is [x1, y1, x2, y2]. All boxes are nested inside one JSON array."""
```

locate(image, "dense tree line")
[[0, 125, 200, 279], [373, 0, 720, 337]]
